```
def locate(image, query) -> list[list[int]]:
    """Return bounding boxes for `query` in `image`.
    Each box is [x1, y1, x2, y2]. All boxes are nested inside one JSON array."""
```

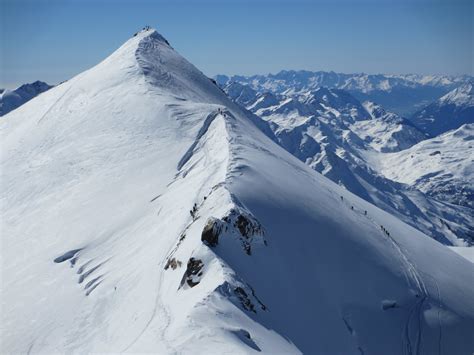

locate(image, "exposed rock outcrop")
[[201, 217, 224, 247], [180, 257, 204, 288], [201, 209, 265, 255], [217, 281, 267, 314]]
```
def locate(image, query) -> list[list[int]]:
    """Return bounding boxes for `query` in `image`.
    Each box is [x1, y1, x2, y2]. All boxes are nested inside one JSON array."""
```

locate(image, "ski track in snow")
[[120, 203, 174, 353], [338, 192, 445, 355], [419, 272, 443, 355], [36, 86, 73, 125], [335, 192, 434, 355]]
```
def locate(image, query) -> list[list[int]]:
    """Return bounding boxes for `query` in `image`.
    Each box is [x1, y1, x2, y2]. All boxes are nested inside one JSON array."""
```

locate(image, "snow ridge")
[[135, 29, 229, 105]]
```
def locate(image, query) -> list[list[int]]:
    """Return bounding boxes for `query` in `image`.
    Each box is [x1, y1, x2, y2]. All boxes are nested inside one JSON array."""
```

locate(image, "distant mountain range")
[[216, 70, 472, 116]]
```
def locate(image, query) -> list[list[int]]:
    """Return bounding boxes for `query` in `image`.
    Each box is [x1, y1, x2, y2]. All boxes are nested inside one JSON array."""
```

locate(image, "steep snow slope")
[[368, 124, 474, 209], [411, 83, 474, 137], [221, 83, 471, 245], [0, 81, 52, 116], [2, 29, 474, 354], [450, 247, 474, 263]]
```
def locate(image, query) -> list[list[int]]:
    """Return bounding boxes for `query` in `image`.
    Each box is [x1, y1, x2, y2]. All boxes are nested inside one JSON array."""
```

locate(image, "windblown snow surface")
[[1, 29, 474, 354]]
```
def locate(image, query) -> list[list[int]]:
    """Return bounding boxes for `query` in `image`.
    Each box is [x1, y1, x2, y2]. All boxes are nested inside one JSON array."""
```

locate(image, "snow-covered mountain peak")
[[105, 27, 169, 61], [16, 80, 51, 93], [362, 101, 405, 123], [363, 101, 387, 119], [133, 26, 169, 42], [223, 81, 259, 107], [411, 81, 474, 136], [0, 80, 53, 116], [439, 82, 474, 106], [59, 26, 230, 109]]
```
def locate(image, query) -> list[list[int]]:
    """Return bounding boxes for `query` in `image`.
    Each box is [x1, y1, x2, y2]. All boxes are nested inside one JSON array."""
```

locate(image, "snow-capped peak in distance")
[[2, 28, 474, 354], [411, 81, 474, 137], [0, 80, 53, 116], [438, 81, 474, 106]]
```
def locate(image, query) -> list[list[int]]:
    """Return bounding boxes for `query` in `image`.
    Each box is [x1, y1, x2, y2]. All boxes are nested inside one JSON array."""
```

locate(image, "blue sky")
[[1, 0, 472, 88]]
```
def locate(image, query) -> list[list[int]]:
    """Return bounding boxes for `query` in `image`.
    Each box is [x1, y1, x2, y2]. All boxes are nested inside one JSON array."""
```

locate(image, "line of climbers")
[[341, 195, 392, 238], [381, 225, 390, 237], [340, 195, 367, 216]]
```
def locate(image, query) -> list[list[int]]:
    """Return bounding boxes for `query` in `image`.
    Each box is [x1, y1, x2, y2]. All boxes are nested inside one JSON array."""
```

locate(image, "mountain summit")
[[2, 29, 474, 354], [411, 82, 474, 136]]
